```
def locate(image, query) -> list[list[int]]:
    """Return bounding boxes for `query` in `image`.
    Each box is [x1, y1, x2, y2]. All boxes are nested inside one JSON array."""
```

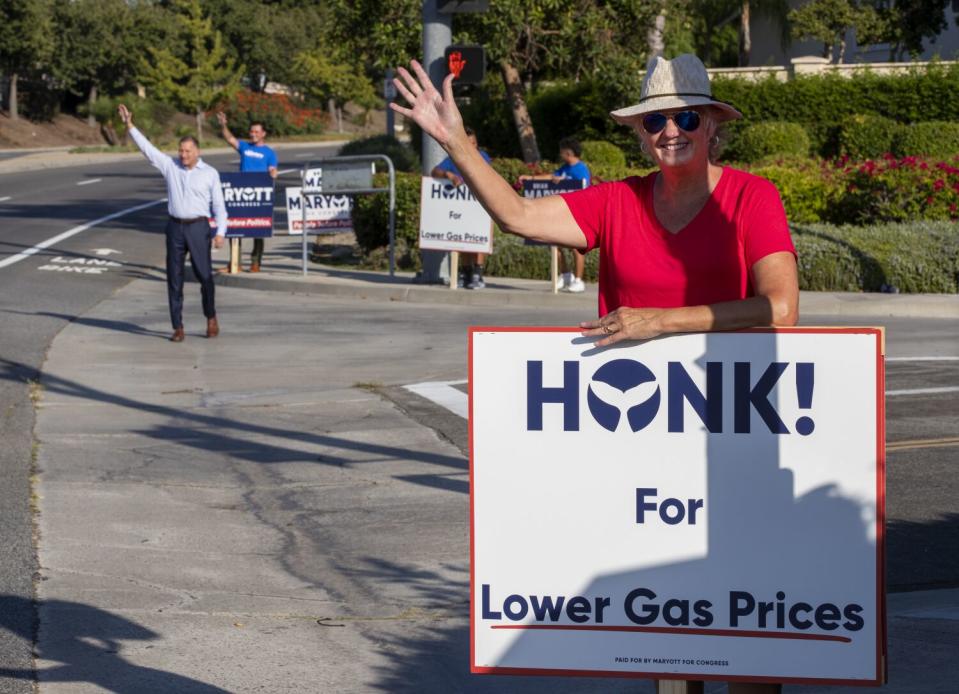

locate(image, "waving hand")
[[390, 60, 464, 149]]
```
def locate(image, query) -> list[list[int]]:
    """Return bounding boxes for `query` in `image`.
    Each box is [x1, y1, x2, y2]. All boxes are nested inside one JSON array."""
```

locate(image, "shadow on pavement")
[[0, 310, 168, 338], [0, 358, 466, 475], [0, 595, 229, 693]]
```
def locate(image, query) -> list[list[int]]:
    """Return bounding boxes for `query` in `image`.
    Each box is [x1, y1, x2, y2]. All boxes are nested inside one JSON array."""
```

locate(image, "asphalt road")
[[0, 143, 339, 693]]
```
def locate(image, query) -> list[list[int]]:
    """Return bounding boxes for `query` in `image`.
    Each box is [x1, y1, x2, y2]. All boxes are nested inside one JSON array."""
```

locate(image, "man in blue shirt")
[[519, 137, 591, 292], [217, 112, 278, 272], [431, 127, 492, 289]]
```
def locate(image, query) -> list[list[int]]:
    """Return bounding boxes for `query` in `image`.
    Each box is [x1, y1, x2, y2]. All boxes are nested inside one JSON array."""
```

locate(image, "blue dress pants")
[[165, 219, 216, 329]]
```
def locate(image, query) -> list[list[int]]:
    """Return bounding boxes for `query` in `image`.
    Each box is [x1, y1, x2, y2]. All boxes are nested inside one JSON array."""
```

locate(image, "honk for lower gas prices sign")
[[419, 177, 492, 253], [469, 328, 886, 686]]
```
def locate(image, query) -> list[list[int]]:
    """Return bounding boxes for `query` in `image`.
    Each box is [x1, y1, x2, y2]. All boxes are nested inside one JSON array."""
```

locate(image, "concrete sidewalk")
[[214, 237, 959, 319], [26, 251, 959, 692]]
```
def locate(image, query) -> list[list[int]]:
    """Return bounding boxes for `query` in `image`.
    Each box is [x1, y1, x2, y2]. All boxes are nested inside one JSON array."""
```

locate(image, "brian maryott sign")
[[418, 177, 492, 253], [469, 328, 885, 686]]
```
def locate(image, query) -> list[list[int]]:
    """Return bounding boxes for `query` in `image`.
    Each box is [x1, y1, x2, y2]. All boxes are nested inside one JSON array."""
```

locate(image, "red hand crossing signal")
[[444, 45, 485, 85]]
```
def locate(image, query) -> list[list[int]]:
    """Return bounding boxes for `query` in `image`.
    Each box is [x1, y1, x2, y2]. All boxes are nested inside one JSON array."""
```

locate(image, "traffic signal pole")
[[419, 0, 453, 284]]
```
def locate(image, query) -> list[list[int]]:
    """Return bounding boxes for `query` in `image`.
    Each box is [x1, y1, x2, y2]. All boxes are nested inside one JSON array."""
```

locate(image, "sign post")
[[470, 328, 886, 686], [521, 179, 587, 293]]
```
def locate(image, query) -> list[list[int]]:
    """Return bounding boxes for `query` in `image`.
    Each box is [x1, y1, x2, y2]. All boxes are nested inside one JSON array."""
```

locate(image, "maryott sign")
[[469, 328, 885, 685]]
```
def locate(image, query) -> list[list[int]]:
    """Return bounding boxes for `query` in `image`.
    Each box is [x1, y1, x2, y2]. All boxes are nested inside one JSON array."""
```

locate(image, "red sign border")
[[467, 326, 886, 687]]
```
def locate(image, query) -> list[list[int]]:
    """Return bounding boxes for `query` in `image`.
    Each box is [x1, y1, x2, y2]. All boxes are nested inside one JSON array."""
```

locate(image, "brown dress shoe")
[[170, 328, 185, 342], [206, 317, 220, 338], [248, 263, 260, 273]]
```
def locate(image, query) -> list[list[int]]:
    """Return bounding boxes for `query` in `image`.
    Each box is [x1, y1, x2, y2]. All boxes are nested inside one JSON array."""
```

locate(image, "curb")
[[214, 271, 959, 318], [214, 271, 597, 310]]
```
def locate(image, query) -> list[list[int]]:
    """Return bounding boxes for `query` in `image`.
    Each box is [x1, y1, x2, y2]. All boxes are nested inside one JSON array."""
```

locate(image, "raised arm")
[[118, 104, 173, 176], [391, 60, 586, 249], [216, 111, 240, 150]]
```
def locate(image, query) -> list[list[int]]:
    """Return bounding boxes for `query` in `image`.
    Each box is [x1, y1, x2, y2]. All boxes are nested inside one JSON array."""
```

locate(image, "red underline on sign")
[[490, 624, 851, 643]]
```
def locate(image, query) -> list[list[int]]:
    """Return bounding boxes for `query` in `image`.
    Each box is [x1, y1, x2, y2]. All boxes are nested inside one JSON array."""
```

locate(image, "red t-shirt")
[[560, 167, 796, 316]]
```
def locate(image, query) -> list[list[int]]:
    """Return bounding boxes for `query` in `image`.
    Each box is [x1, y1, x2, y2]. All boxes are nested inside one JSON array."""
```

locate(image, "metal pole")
[[387, 156, 396, 277], [419, 0, 451, 284], [301, 166, 308, 276], [385, 68, 396, 139]]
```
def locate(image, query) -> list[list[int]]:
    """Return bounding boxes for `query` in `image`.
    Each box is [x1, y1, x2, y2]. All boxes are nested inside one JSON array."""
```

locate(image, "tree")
[[53, 0, 137, 126], [289, 51, 378, 130], [857, 1, 951, 60], [0, 0, 54, 120], [139, 0, 243, 141], [455, 1, 668, 163], [202, 0, 330, 90], [789, 0, 859, 62]]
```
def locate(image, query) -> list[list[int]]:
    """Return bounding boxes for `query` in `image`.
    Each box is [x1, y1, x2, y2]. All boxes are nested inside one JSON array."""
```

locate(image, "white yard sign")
[[470, 328, 885, 686], [284, 186, 353, 235], [418, 177, 492, 253]]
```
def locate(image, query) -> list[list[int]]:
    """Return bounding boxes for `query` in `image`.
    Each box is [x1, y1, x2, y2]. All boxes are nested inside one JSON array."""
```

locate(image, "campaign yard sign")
[[285, 168, 353, 235], [521, 179, 585, 247], [217, 172, 275, 238], [470, 328, 885, 686], [419, 177, 493, 254]]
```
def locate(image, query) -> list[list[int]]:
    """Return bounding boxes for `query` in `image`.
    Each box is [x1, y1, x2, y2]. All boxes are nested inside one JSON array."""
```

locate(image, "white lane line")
[[404, 380, 468, 419], [0, 196, 11, 202], [77, 178, 102, 186], [887, 386, 959, 397], [0, 198, 167, 270], [887, 356, 959, 362]]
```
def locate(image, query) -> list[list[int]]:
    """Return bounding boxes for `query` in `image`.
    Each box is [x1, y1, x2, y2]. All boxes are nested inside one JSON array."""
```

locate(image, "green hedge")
[[837, 114, 899, 159], [894, 121, 959, 158], [728, 122, 811, 162], [793, 222, 959, 293]]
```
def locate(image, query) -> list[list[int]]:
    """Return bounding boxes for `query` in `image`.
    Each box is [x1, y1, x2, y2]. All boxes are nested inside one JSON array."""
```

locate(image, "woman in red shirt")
[[394, 54, 796, 694], [391, 53, 798, 347]]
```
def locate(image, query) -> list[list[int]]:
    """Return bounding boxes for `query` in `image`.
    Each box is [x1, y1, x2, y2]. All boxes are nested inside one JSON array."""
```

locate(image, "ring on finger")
[[602, 324, 611, 335]]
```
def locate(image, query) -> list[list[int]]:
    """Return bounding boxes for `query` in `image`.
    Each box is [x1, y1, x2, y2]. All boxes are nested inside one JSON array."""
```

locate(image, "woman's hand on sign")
[[581, 307, 668, 346], [391, 60, 464, 151]]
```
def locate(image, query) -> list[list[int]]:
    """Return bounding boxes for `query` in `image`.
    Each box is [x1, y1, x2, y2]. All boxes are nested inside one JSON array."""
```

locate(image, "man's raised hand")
[[216, 111, 227, 127], [390, 60, 463, 150], [117, 104, 132, 127]]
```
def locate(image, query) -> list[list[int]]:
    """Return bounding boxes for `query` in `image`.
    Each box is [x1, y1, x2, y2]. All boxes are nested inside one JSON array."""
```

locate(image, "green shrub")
[[837, 114, 899, 159], [485, 229, 600, 282], [212, 90, 327, 137], [830, 155, 959, 224], [489, 157, 553, 186], [730, 122, 811, 163], [750, 162, 839, 224], [581, 140, 626, 169], [894, 121, 959, 158], [351, 172, 422, 254], [793, 222, 959, 293], [83, 93, 177, 142], [339, 135, 420, 173]]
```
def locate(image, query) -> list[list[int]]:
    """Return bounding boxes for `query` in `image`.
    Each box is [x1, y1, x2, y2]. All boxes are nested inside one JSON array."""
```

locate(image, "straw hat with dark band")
[[610, 54, 743, 126]]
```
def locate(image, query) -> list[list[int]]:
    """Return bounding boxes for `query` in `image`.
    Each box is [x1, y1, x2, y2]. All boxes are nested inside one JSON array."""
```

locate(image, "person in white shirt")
[[118, 104, 227, 342]]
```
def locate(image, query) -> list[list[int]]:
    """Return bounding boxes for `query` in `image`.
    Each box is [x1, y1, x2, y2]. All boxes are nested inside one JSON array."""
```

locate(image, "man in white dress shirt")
[[118, 104, 227, 342]]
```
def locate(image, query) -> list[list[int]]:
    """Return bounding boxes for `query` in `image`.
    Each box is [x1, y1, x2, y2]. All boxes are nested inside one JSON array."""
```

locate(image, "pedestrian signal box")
[[445, 45, 485, 85], [437, 0, 489, 12]]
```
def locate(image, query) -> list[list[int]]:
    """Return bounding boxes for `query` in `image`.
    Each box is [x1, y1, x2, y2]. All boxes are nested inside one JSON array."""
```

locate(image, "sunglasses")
[[642, 110, 702, 134]]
